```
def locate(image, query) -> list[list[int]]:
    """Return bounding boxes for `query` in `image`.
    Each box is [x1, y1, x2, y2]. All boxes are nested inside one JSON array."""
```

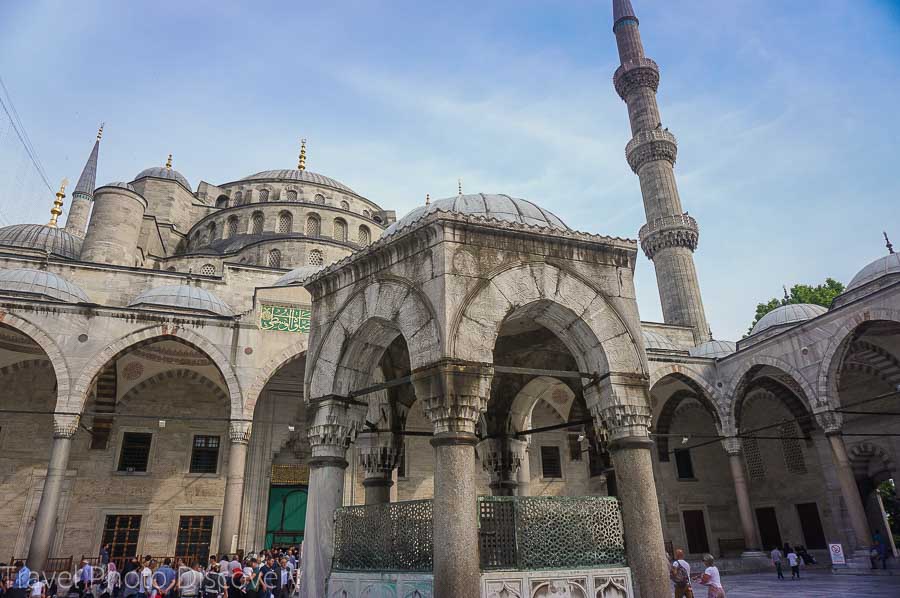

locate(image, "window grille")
[[306, 216, 320, 237], [780, 421, 807, 474], [674, 448, 695, 479], [259, 189, 270, 202], [102, 514, 142, 559], [308, 249, 324, 266], [340, 200, 350, 211], [251, 212, 264, 234], [234, 191, 243, 205], [118, 432, 152, 472], [277, 212, 293, 234], [314, 194, 325, 205], [189, 435, 220, 474], [743, 436, 766, 480], [358, 226, 371, 245], [199, 264, 215, 276], [227, 217, 239, 238], [333, 219, 347, 241], [175, 515, 214, 563], [267, 249, 282, 268], [540, 445, 562, 479], [216, 197, 228, 208], [286, 189, 298, 202]]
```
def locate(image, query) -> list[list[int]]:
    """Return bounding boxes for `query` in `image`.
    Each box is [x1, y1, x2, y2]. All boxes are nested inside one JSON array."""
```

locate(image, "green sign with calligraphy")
[[260, 304, 311, 333]]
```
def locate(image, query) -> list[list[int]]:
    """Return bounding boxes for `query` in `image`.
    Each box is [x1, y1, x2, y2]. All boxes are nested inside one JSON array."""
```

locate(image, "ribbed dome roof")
[[0, 268, 90, 303], [129, 284, 233, 316], [847, 253, 900, 291], [239, 170, 354, 194], [642, 329, 681, 351], [274, 265, 326, 287], [0, 223, 83, 259], [384, 193, 569, 236], [690, 339, 737, 358], [99, 181, 137, 192], [134, 166, 191, 190], [750, 304, 827, 336]]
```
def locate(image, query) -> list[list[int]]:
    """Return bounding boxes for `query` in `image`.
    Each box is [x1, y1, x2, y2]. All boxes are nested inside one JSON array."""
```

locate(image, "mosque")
[[0, 1, 897, 597]]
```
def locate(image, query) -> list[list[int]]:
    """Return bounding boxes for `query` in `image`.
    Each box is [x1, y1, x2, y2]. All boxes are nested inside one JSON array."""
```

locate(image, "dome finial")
[[97, 122, 104, 141], [885, 231, 894, 255], [298, 138, 307, 171], [458, 178, 463, 196], [425, 193, 430, 206], [782, 285, 790, 302], [48, 178, 68, 228], [166, 154, 173, 170]]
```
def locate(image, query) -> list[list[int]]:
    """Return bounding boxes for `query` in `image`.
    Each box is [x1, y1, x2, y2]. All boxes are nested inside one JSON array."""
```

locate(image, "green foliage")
[[747, 278, 845, 335], [878, 480, 900, 536]]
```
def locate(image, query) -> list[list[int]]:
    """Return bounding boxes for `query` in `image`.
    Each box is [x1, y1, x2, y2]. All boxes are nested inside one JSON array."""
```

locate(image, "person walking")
[[698, 554, 725, 598], [669, 548, 693, 598], [100, 547, 111, 568], [786, 548, 800, 579], [76, 560, 93, 598], [769, 546, 784, 580], [201, 564, 223, 598], [11, 561, 32, 598], [27, 578, 45, 598], [105, 563, 121, 598]]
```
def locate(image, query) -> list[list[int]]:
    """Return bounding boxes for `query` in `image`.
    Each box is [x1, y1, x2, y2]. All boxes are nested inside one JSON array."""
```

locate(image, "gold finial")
[[97, 122, 104, 141], [165, 154, 173, 169], [458, 178, 462, 196], [886, 231, 895, 255], [298, 138, 307, 171], [425, 193, 430, 206], [47, 178, 68, 228]]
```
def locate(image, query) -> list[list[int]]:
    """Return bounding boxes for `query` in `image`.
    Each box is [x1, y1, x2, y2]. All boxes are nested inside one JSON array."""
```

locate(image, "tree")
[[747, 278, 845, 335]]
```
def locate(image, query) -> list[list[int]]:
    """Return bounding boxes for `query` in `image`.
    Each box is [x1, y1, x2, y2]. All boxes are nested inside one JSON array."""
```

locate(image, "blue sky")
[[1, 0, 898, 340]]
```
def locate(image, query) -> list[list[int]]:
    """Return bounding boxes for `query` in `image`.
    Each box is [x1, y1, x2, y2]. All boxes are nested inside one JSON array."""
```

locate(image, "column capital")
[[307, 395, 368, 461], [815, 410, 843, 435], [477, 437, 527, 481], [721, 436, 742, 456], [53, 413, 80, 439], [411, 360, 493, 435], [586, 373, 653, 444], [357, 432, 401, 479], [228, 420, 252, 444]]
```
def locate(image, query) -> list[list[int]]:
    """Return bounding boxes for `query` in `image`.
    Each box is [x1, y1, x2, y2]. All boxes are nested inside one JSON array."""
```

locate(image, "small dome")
[[383, 193, 569, 236], [0, 268, 90, 303], [134, 166, 191, 190], [129, 284, 233, 316], [750, 303, 827, 336], [690, 339, 737, 358], [0, 223, 83, 259], [642, 330, 681, 351], [238, 170, 354, 194], [273, 265, 325, 287], [847, 253, 900, 291], [99, 181, 137, 192]]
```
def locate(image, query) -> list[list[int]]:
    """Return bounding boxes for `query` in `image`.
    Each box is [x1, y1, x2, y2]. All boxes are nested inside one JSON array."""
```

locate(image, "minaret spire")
[[612, 0, 711, 343], [72, 123, 102, 200]]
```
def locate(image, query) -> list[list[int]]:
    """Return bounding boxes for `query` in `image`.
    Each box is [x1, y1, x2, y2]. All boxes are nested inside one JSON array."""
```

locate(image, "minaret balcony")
[[613, 57, 660, 99], [638, 213, 699, 259], [625, 129, 678, 173]]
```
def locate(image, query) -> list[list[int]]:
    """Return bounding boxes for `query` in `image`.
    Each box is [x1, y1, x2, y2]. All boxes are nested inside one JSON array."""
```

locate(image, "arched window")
[[277, 211, 293, 234], [286, 189, 298, 202], [259, 189, 270, 202], [306, 215, 321, 237], [340, 200, 350, 211], [193, 231, 202, 246], [250, 212, 264, 235], [308, 249, 324, 265], [215, 195, 229, 209], [244, 189, 253, 203], [363, 209, 371, 218], [166, 266, 177, 272], [226, 216, 239, 238], [200, 263, 216, 276], [267, 249, 282, 268], [234, 191, 243, 205], [314, 194, 325, 205], [207, 222, 217, 242], [358, 225, 371, 245], [333, 218, 347, 242]]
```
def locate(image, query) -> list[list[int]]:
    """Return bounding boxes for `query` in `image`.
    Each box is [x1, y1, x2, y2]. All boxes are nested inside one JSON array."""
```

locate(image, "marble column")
[[27, 414, 79, 571], [219, 421, 251, 555], [515, 441, 531, 497], [357, 432, 401, 505], [477, 437, 526, 496], [413, 360, 493, 598], [722, 437, 764, 555], [299, 397, 367, 598], [818, 412, 871, 552]]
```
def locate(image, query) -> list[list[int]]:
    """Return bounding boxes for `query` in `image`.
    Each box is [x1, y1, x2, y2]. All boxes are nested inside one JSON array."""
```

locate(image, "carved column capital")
[[228, 420, 253, 444], [53, 413, 80, 439], [586, 373, 653, 445], [477, 437, 527, 482], [815, 410, 844, 435], [412, 360, 493, 435], [357, 432, 401, 479], [307, 395, 368, 462], [721, 436, 742, 456]]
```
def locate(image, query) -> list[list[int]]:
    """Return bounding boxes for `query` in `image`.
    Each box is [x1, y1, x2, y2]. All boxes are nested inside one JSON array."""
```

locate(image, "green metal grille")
[[332, 499, 433, 572]]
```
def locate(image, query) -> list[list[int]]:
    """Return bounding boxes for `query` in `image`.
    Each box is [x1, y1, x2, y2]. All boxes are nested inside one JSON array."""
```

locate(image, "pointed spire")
[[73, 124, 103, 199], [298, 138, 307, 171], [47, 179, 68, 227], [886, 231, 895, 255], [166, 154, 173, 169], [425, 193, 431, 206], [613, 0, 638, 27]]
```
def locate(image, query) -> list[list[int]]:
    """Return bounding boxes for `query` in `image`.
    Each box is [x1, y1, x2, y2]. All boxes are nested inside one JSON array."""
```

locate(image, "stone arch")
[[725, 356, 817, 422], [508, 376, 576, 433], [449, 262, 644, 376], [0, 358, 52, 378], [307, 277, 441, 399], [817, 308, 900, 410], [244, 339, 309, 418], [0, 311, 71, 411], [69, 324, 244, 420], [652, 370, 723, 462], [649, 363, 717, 399], [729, 364, 817, 438], [118, 368, 228, 408], [848, 442, 897, 483]]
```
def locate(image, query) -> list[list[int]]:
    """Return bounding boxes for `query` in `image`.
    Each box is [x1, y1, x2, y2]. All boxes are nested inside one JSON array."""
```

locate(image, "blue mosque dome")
[[847, 252, 900, 291], [690, 339, 737, 358], [134, 155, 191, 190]]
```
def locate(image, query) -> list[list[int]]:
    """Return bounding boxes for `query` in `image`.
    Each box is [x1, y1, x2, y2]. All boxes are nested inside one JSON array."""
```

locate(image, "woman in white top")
[[699, 554, 725, 598], [106, 562, 122, 598]]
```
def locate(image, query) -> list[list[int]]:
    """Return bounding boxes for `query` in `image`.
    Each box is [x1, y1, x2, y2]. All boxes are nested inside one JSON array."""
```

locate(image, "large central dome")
[[384, 193, 569, 236], [239, 170, 355, 194]]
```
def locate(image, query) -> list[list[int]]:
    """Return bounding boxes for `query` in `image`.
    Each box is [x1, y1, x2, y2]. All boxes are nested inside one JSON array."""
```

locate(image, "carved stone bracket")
[[815, 410, 843, 435], [586, 374, 654, 444], [357, 432, 401, 478], [638, 213, 699, 259], [411, 360, 493, 435], [228, 420, 253, 444], [613, 57, 660, 100], [625, 129, 678, 173], [477, 437, 527, 481], [721, 436, 742, 456], [307, 395, 369, 460], [53, 413, 80, 439]]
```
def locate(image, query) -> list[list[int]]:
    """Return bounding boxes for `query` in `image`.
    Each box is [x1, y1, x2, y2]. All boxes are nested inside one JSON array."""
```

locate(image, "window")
[[306, 216, 320, 237], [340, 200, 350, 211], [358, 225, 371, 245], [363, 209, 370, 218], [215, 196, 229, 209], [780, 421, 807, 474], [277, 211, 293, 234], [250, 212, 264, 235], [314, 194, 325, 205], [207, 222, 216, 242], [308, 249, 324, 266], [189, 435, 220, 474], [244, 190, 253, 203], [175, 515, 214, 562], [101, 514, 142, 559], [259, 189, 270, 202], [286, 189, 298, 202], [674, 448, 694, 479], [118, 432, 152, 472], [234, 191, 243, 205], [397, 442, 406, 478], [743, 436, 766, 481], [199, 264, 215, 276], [267, 249, 282, 268], [226, 216, 239, 238], [333, 218, 347, 242], [540, 445, 562, 479], [568, 433, 583, 462]]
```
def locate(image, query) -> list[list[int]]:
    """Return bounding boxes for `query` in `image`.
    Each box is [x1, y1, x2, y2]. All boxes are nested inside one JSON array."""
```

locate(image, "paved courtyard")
[[717, 570, 900, 597]]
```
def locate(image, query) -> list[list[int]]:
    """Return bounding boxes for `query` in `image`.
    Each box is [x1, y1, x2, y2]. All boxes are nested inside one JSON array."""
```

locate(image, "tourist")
[[786, 547, 800, 579], [28, 578, 45, 598], [177, 563, 202, 598], [241, 561, 259, 598], [76, 560, 93, 598], [105, 562, 121, 598], [122, 566, 140, 598], [100, 546, 111, 567], [10, 561, 32, 598], [201, 564, 222, 598], [669, 548, 692, 598], [870, 540, 887, 570], [224, 571, 244, 598], [139, 560, 153, 598], [698, 554, 724, 598], [258, 559, 275, 598], [276, 558, 291, 598], [227, 559, 240, 578], [152, 559, 176, 598], [769, 545, 784, 580]]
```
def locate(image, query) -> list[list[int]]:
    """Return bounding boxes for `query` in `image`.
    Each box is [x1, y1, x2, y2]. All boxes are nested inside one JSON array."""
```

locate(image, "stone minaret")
[[612, 0, 711, 344], [65, 124, 102, 238]]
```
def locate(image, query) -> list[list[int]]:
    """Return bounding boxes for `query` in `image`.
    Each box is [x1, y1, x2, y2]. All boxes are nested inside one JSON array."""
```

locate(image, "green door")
[[265, 486, 308, 548]]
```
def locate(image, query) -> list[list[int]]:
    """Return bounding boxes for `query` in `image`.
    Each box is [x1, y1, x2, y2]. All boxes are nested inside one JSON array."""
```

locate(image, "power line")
[[0, 74, 53, 192]]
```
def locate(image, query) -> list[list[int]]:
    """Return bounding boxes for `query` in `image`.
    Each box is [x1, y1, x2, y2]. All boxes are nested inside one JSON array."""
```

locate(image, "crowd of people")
[[0, 548, 302, 598]]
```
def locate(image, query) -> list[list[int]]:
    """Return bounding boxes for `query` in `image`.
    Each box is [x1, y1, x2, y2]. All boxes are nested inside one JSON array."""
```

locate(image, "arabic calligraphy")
[[260, 304, 311, 333]]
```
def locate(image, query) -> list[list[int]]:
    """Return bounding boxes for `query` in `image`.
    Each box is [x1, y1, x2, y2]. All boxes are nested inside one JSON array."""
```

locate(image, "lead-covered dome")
[[642, 330, 681, 352], [274, 265, 326, 287], [384, 193, 569, 236], [134, 166, 191, 190], [0, 268, 90, 303], [239, 170, 355, 194], [99, 181, 137, 192], [0, 223, 83, 259], [847, 253, 900, 291], [690, 339, 737, 358], [129, 284, 233, 316], [750, 303, 827, 336]]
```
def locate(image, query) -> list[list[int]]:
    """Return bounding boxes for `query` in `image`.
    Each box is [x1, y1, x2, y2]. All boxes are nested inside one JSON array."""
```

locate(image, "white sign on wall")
[[829, 543, 846, 565]]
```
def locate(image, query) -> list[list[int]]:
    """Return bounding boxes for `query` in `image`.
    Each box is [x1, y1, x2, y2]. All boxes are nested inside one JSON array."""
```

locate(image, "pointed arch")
[[118, 368, 228, 408], [244, 339, 309, 418], [724, 355, 817, 422], [0, 311, 70, 411]]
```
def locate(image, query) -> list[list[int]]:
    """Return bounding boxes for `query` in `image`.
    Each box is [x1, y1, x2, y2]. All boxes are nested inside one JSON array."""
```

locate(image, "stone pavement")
[[717, 569, 900, 597]]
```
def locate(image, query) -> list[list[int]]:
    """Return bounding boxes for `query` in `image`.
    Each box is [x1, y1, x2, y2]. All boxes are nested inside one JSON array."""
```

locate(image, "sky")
[[0, 0, 898, 340]]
